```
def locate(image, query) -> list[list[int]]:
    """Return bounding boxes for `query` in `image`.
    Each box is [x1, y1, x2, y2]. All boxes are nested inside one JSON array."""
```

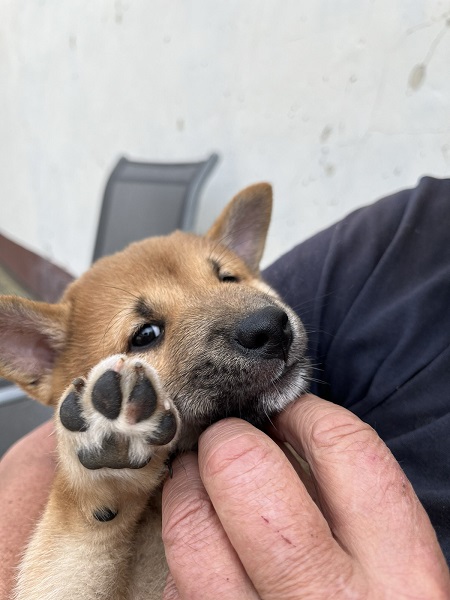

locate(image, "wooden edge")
[[0, 234, 75, 302]]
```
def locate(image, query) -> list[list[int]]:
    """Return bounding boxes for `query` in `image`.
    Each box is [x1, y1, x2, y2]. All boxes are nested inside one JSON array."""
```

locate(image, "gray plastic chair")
[[93, 153, 219, 261], [0, 380, 52, 456]]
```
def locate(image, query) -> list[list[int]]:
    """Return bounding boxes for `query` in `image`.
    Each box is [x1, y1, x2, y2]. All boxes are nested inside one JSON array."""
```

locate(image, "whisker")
[[99, 284, 142, 303]]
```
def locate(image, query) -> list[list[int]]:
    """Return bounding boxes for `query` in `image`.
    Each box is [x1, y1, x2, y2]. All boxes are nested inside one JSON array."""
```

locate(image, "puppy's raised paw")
[[57, 355, 179, 471]]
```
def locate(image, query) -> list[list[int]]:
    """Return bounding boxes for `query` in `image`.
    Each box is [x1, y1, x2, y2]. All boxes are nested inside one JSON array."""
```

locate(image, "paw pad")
[[59, 378, 88, 432], [127, 367, 158, 423], [146, 411, 177, 446], [58, 355, 178, 471], [78, 433, 151, 470], [92, 370, 122, 420]]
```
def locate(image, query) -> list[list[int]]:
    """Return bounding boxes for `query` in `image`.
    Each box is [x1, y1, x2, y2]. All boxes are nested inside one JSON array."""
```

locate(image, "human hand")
[[0, 421, 56, 600], [162, 394, 450, 599]]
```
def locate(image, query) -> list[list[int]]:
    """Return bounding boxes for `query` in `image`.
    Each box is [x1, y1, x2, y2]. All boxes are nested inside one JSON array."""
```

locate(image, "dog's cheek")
[[162, 345, 273, 425]]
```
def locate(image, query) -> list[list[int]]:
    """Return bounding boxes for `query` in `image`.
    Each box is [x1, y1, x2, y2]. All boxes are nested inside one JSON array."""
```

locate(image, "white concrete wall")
[[0, 1, 449, 276]]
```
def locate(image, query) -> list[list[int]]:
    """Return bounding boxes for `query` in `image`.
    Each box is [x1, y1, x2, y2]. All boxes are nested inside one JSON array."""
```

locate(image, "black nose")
[[234, 306, 292, 361]]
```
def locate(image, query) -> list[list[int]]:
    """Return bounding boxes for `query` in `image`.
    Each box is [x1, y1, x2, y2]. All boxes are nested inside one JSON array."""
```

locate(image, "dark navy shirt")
[[264, 176, 450, 562]]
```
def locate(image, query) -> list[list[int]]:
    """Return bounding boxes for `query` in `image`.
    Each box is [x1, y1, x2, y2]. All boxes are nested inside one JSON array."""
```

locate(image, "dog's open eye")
[[130, 324, 162, 350], [219, 273, 239, 283]]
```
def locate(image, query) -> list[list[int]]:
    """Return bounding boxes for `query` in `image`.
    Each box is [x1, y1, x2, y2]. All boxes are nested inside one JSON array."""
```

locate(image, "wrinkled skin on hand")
[[162, 395, 450, 600]]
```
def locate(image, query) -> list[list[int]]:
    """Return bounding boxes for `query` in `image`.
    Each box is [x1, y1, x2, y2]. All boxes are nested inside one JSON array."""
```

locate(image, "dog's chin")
[[175, 360, 310, 451]]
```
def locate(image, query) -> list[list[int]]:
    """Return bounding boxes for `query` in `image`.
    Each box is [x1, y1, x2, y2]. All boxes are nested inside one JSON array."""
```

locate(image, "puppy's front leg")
[[16, 355, 179, 600]]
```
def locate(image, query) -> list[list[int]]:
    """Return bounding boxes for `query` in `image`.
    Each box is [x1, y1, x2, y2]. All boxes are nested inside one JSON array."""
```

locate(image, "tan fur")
[[0, 184, 309, 599]]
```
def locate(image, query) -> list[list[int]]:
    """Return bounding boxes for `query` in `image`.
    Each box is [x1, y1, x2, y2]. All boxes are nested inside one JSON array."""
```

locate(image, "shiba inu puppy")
[[0, 183, 309, 599]]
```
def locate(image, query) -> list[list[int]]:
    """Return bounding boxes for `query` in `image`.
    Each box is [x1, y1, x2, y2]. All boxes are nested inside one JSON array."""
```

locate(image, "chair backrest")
[[92, 153, 219, 262], [0, 378, 25, 406], [0, 380, 53, 456]]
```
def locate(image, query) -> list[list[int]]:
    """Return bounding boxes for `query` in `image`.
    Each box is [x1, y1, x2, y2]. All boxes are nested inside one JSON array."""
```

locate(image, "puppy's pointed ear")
[[206, 183, 273, 273], [0, 296, 69, 404]]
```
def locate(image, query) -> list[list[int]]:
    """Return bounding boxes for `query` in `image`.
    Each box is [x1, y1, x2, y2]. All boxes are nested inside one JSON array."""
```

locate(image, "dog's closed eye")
[[210, 258, 240, 284], [218, 273, 239, 283], [130, 324, 163, 350]]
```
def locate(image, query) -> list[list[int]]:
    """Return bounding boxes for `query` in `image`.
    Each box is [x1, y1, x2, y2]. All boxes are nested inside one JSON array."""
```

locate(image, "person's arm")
[[0, 421, 56, 600], [162, 394, 450, 599]]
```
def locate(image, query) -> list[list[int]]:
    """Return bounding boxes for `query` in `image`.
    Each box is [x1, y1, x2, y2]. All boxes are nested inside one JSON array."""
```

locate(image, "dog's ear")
[[0, 296, 69, 404], [206, 183, 273, 273]]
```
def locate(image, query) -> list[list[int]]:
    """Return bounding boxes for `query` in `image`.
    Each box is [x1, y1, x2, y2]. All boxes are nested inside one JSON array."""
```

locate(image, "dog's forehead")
[[125, 232, 212, 282], [65, 231, 252, 312], [107, 232, 245, 282]]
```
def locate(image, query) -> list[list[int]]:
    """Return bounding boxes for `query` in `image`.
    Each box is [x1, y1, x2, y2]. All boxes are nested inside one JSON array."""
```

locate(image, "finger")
[[199, 419, 354, 600], [162, 572, 180, 600], [162, 452, 259, 600], [276, 441, 319, 505], [274, 395, 450, 587], [0, 420, 56, 600]]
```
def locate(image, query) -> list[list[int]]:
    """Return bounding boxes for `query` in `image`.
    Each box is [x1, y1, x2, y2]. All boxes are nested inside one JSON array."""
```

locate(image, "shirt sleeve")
[[263, 176, 450, 562]]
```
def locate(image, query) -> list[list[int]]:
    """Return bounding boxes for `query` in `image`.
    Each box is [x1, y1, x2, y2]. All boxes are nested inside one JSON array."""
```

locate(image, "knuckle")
[[308, 408, 377, 454], [274, 543, 363, 600], [162, 493, 215, 549], [162, 578, 179, 600], [203, 430, 273, 481]]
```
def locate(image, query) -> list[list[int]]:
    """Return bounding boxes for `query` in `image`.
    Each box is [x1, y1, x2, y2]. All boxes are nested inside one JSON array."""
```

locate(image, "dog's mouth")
[[172, 354, 309, 447], [236, 358, 310, 425]]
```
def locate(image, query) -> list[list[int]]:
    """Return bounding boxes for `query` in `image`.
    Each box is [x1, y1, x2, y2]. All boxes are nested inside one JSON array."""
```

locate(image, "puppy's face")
[[0, 184, 309, 445]]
